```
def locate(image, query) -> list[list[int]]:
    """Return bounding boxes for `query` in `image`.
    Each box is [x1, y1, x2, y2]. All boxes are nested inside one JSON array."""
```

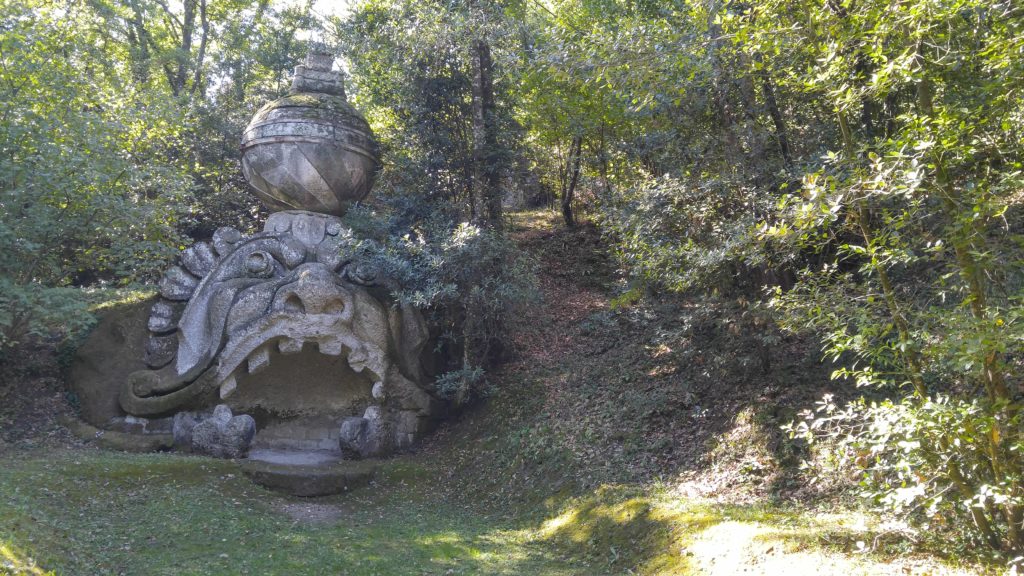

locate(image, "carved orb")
[[240, 53, 380, 216]]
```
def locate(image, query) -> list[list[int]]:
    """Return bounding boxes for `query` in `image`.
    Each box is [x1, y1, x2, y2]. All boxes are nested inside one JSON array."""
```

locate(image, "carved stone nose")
[[275, 263, 349, 316]]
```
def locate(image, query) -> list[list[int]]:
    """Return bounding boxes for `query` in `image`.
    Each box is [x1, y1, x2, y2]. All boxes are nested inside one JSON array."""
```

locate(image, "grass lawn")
[[0, 448, 577, 575], [0, 447, 994, 575]]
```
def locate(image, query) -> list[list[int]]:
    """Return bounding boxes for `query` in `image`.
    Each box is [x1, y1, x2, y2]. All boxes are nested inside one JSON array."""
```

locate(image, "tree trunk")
[[173, 0, 196, 97], [125, 0, 152, 85], [561, 135, 582, 227], [189, 0, 209, 97], [470, 38, 502, 230], [758, 66, 793, 171], [706, 1, 740, 165]]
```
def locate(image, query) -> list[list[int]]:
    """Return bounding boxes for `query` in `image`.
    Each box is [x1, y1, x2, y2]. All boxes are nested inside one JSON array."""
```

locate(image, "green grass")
[[0, 448, 995, 575], [0, 449, 576, 575]]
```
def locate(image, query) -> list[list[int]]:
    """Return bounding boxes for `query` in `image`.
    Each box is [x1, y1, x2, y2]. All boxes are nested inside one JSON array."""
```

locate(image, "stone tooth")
[[347, 348, 367, 372], [144, 335, 176, 369], [212, 227, 243, 256], [247, 346, 271, 374], [148, 314, 175, 334], [148, 299, 185, 334], [219, 374, 238, 399], [318, 339, 343, 356], [372, 381, 385, 400], [278, 337, 303, 355]]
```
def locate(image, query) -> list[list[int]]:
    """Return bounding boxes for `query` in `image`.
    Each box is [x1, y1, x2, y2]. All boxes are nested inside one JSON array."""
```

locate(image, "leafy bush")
[[558, 0, 1024, 558], [598, 174, 778, 295], [788, 394, 1024, 558], [0, 4, 190, 351], [344, 205, 539, 403], [755, 0, 1024, 556]]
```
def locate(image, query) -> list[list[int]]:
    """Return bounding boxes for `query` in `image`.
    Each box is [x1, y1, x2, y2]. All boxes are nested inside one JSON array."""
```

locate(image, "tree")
[[0, 2, 191, 348]]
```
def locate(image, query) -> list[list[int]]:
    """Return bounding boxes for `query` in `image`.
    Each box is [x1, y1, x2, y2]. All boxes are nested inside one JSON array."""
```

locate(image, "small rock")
[[339, 417, 368, 459]]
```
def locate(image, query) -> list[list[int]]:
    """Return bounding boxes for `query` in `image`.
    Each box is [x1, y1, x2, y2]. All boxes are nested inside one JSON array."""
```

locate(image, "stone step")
[[252, 436, 338, 452], [239, 449, 377, 496], [247, 448, 343, 467]]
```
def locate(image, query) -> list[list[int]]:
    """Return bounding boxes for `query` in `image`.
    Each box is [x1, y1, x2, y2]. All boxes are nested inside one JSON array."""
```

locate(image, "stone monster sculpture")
[[119, 49, 440, 458]]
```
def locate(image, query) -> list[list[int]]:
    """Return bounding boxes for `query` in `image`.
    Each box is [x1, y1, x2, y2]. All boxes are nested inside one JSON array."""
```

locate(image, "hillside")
[[0, 211, 995, 575]]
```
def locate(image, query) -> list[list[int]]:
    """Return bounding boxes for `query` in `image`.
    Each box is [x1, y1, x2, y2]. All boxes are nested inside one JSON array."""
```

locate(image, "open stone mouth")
[[214, 312, 384, 400]]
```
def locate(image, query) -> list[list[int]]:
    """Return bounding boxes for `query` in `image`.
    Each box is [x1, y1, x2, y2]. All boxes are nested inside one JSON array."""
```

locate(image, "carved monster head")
[[121, 211, 434, 423]]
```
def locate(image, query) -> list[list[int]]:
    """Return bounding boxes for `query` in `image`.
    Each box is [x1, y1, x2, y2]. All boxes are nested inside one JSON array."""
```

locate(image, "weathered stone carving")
[[115, 47, 442, 460], [121, 210, 439, 453], [240, 48, 380, 216], [190, 405, 256, 459]]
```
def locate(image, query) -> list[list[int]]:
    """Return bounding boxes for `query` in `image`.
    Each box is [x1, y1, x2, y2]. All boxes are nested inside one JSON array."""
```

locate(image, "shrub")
[[598, 174, 778, 296], [788, 394, 1024, 559], [344, 205, 539, 403]]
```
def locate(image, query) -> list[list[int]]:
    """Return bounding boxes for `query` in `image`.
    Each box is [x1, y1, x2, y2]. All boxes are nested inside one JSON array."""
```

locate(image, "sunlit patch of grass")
[[0, 541, 55, 576], [83, 286, 156, 312], [508, 209, 562, 233], [524, 484, 996, 576]]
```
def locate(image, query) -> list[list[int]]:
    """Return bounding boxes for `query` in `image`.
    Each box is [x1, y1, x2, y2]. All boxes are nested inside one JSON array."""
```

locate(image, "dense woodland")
[[3, 0, 1024, 566]]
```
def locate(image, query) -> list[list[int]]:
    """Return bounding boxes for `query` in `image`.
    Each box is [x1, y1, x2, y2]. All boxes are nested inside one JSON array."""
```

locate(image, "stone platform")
[[240, 449, 377, 497]]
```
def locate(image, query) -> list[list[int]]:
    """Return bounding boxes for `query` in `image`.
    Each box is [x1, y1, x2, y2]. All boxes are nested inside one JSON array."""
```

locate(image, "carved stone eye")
[[245, 251, 274, 277]]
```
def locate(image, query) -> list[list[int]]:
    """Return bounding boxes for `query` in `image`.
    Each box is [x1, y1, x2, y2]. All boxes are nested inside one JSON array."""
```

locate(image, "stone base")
[[60, 415, 173, 453], [251, 416, 343, 452], [240, 451, 376, 496]]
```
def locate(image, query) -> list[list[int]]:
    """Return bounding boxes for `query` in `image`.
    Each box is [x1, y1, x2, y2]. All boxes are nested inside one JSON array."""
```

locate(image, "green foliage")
[[0, 3, 190, 349], [599, 174, 775, 295], [788, 395, 1024, 559], [335, 0, 526, 216], [520, 0, 1024, 558], [344, 205, 540, 402], [752, 0, 1024, 557]]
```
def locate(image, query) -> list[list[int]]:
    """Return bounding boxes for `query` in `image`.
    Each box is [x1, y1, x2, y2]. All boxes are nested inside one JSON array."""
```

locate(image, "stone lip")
[[247, 448, 343, 466], [240, 452, 377, 497], [60, 415, 174, 453]]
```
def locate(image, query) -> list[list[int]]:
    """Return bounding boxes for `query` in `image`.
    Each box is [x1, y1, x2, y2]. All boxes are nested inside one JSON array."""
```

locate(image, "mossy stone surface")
[[59, 415, 173, 452], [67, 298, 153, 426]]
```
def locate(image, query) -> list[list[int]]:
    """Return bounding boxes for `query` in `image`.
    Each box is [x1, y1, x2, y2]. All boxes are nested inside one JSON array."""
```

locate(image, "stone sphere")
[[240, 92, 381, 216]]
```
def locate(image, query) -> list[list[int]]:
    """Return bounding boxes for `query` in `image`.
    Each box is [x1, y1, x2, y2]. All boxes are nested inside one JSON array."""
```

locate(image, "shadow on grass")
[[523, 484, 989, 576], [0, 448, 987, 576], [532, 485, 708, 574]]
